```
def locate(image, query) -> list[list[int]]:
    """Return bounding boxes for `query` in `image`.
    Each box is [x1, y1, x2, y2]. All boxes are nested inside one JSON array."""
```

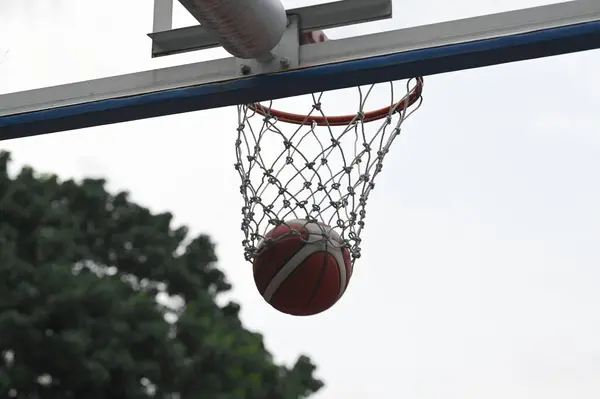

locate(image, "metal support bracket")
[[3, 1, 600, 140], [235, 16, 300, 77], [149, 0, 392, 57]]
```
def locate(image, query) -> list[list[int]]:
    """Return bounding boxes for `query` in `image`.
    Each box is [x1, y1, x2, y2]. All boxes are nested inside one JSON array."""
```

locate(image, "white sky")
[[2, 0, 600, 398]]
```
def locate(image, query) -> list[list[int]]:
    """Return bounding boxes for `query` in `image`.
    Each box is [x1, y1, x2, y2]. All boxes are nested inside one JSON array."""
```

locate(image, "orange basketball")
[[252, 219, 353, 316]]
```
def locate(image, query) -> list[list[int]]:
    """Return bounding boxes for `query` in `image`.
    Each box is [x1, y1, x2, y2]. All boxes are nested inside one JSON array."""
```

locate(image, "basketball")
[[252, 219, 353, 316]]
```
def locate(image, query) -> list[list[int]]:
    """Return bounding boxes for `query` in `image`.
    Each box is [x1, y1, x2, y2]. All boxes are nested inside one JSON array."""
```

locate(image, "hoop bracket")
[[236, 16, 300, 77]]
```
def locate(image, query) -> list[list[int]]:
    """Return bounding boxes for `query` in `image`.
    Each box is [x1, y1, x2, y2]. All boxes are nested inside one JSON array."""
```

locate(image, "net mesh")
[[235, 77, 423, 264]]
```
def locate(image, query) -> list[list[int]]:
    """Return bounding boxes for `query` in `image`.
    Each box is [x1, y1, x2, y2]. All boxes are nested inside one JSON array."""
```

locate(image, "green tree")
[[0, 150, 323, 398]]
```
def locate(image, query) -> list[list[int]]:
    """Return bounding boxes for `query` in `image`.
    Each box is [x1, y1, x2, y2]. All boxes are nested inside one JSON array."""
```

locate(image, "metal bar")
[[1, 1, 600, 141], [152, 0, 174, 54], [149, 0, 393, 57], [289, 0, 393, 32], [150, 25, 221, 56], [152, 0, 174, 56], [153, 0, 173, 33]]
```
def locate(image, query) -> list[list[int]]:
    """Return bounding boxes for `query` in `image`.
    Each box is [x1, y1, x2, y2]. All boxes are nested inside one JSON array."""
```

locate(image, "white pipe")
[[179, 0, 288, 60]]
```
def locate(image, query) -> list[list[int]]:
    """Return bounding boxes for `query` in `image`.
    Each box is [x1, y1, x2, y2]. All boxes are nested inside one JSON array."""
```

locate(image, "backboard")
[[0, 0, 599, 140]]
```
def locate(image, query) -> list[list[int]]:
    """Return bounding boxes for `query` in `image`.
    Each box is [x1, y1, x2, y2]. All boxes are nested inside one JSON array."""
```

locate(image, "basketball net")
[[235, 31, 424, 264]]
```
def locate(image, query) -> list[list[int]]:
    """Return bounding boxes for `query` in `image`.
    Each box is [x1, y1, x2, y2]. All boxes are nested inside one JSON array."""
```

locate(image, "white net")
[[235, 77, 424, 264]]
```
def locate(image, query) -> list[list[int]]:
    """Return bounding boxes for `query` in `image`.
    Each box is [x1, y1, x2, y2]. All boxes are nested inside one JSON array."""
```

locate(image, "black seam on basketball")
[[305, 253, 330, 310], [306, 244, 331, 310], [339, 252, 345, 296], [254, 234, 308, 295]]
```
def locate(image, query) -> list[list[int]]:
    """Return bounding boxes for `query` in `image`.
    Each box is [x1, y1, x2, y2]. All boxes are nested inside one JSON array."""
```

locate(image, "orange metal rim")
[[248, 77, 424, 126]]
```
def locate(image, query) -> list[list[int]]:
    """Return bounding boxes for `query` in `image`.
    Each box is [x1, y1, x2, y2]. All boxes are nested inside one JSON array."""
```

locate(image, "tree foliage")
[[0, 151, 323, 398]]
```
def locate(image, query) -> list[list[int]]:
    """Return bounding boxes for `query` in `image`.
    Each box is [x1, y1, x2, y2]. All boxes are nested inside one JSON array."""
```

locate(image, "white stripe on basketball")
[[262, 241, 324, 301], [262, 221, 348, 302]]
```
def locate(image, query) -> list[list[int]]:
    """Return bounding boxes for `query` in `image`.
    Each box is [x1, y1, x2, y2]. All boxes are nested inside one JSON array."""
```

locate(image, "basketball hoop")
[[235, 31, 424, 265]]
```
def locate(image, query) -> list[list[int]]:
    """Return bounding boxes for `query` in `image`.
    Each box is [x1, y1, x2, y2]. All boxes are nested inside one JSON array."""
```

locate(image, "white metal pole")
[[178, 0, 288, 60], [152, 0, 173, 33]]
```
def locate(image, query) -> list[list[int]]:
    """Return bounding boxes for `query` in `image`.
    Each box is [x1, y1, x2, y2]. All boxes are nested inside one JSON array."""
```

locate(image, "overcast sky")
[[2, 0, 600, 398]]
